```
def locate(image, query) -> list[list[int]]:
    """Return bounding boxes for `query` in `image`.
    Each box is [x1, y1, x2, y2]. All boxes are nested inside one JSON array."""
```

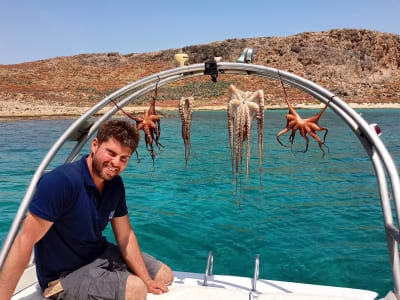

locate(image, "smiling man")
[[0, 120, 173, 300]]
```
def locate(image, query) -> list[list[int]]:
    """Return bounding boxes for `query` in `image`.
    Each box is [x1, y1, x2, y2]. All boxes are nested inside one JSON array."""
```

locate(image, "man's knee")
[[155, 264, 174, 285], [125, 275, 147, 300]]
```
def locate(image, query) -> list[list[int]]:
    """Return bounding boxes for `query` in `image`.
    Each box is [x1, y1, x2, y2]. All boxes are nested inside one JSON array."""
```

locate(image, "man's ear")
[[91, 137, 99, 153]]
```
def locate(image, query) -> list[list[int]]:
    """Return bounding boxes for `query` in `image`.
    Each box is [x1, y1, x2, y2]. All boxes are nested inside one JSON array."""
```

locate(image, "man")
[[0, 120, 173, 300]]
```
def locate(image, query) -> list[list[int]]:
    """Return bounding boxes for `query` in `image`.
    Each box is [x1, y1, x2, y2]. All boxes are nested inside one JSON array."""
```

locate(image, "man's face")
[[90, 137, 132, 181]]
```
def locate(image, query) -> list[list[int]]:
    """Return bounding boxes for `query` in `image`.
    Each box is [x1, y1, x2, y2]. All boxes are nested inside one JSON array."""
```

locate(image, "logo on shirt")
[[109, 210, 115, 220]]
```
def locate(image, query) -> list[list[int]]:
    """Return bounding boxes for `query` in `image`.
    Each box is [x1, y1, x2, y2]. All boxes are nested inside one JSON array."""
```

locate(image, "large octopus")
[[277, 74, 331, 158], [227, 85, 264, 204], [179, 96, 194, 166], [111, 94, 164, 165]]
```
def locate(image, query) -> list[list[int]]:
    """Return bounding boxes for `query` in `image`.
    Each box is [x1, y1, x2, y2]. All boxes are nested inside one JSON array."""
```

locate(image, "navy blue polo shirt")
[[29, 155, 128, 290]]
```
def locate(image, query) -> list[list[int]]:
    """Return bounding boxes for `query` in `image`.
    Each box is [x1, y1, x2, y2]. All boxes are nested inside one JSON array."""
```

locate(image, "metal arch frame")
[[1, 62, 399, 295]]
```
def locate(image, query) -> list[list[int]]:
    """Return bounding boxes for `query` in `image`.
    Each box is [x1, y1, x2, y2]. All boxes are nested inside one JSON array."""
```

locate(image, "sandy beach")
[[0, 98, 399, 122]]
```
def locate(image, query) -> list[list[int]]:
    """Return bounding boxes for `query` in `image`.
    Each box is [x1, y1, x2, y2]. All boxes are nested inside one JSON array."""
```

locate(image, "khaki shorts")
[[52, 243, 162, 300]]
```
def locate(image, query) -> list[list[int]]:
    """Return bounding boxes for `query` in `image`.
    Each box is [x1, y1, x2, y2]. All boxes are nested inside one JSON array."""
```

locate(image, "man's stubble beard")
[[91, 152, 116, 181]]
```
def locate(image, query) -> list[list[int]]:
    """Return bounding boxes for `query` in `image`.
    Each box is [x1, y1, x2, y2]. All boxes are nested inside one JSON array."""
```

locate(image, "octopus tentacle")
[[277, 127, 291, 147], [301, 133, 310, 153], [228, 102, 235, 178], [154, 120, 164, 150], [315, 126, 330, 153], [238, 103, 245, 177], [308, 131, 326, 157], [256, 90, 264, 180], [279, 73, 298, 117], [320, 127, 329, 143], [307, 100, 330, 123], [290, 129, 297, 151], [179, 99, 187, 160], [235, 104, 241, 205], [245, 103, 252, 183], [185, 101, 193, 164]]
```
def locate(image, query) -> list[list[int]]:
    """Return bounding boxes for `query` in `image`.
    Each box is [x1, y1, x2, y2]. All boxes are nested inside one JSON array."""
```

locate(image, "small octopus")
[[111, 94, 164, 165], [179, 96, 194, 166], [277, 73, 332, 158], [129, 97, 164, 165]]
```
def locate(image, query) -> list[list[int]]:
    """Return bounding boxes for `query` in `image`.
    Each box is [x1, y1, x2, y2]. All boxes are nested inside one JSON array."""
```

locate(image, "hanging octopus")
[[179, 96, 194, 166], [277, 73, 332, 158], [227, 85, 264, 204], [110, 85, 164, 165]]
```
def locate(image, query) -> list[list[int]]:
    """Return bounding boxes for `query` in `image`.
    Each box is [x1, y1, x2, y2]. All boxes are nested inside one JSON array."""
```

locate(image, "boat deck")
[[13, 270, 378, 300]]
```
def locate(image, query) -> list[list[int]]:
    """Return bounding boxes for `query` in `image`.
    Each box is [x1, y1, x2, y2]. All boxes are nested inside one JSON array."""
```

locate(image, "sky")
[[0, 0, 399, 65]]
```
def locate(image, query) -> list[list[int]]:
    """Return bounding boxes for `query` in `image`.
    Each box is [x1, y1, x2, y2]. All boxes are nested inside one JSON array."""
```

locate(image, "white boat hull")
[[13, 267, 378, 300]]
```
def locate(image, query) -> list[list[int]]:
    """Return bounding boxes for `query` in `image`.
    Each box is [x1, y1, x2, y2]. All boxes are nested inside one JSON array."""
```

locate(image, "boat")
[[1, 61, 399, 299]]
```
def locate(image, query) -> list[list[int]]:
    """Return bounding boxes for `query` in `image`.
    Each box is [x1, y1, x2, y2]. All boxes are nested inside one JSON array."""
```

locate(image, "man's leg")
[[125, 264, 174, 300], [102, 244, 174, 297], [57, 263, 132, 300], [124, 263, 172, 299], [125, 275, 147, 300], [142, 253, 174, 285], [154, 264, 174, 285]]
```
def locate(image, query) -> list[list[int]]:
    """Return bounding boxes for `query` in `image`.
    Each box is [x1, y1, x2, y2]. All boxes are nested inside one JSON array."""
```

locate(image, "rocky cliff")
[[1, 29, 399, 109]]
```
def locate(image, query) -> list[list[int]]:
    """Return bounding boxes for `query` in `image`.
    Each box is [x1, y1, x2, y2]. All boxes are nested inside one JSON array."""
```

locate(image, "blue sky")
[[1, 0, 399, 65]]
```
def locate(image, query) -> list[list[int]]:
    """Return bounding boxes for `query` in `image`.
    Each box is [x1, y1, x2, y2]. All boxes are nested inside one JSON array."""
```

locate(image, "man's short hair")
[[97, 120, 140, 153]]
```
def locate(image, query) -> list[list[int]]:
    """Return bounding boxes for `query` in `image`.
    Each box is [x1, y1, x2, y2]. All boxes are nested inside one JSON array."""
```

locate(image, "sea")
[[0, 109, 399, 298]]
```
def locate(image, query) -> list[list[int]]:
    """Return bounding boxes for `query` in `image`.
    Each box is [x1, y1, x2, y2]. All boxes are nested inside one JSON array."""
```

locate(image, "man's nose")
[[110, 156, 122, 166]]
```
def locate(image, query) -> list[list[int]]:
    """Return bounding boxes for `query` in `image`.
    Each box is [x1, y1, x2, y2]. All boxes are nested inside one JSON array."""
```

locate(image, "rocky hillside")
[[1, 29, 399, 109]]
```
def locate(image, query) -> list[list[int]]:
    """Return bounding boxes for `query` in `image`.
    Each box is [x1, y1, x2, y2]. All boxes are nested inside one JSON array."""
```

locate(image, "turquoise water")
[[1, 109, 399, 297]]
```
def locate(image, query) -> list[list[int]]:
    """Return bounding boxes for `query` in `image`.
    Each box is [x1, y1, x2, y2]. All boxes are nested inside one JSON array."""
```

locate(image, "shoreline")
[[1, 102, 400, 122]]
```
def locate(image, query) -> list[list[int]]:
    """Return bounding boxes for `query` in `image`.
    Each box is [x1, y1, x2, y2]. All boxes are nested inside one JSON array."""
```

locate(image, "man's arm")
[[0, 212, 53, 300], [111, 215, 168, 295]]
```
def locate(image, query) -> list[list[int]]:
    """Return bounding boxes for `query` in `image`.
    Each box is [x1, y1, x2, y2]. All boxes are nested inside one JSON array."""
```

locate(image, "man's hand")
[[145, 279, 168, 295]]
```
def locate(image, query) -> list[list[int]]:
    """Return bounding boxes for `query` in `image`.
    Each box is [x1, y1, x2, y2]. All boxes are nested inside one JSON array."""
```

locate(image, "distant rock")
[[0, 29, 399, 107]]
